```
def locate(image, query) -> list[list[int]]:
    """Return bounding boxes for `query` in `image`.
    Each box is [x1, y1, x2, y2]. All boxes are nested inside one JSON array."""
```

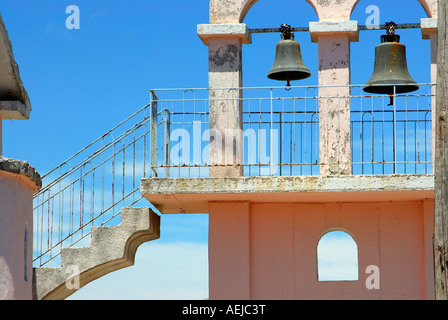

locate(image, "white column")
[[198, 24, 251, 177], [310, 21, 359, 175]]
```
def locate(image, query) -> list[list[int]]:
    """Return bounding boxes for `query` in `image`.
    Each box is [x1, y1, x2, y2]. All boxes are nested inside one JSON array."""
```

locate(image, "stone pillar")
[[0, 157, 41, 300], [309, 21, 359, 175], [198, 24, 251, 177], [421, 17, 438, 168]]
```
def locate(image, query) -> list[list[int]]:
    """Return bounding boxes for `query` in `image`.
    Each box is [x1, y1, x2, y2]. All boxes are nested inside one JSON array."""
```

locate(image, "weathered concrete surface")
[[0, 156, 41, 191], [209, 0, 437, 25], [33, 207, 160, 300], [210, 0, 259, 24], [141, 175, 434, 214], [198, 23, 252, 45], [0, 14, 31, 120], [421, 18, 438, 39], [309, 21, 358, 42], [306, 0, 360, 21], [207, 36, 245, 178], [316, 33, 354, 175], [209, 0, 437, 24], [209, 0, 359, 24]]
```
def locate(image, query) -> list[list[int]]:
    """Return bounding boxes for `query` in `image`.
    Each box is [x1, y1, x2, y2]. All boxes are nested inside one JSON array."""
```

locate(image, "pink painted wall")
[[0, 172, 35, 300], [209, 199, 435, 300], [209, 202, 250, 299]]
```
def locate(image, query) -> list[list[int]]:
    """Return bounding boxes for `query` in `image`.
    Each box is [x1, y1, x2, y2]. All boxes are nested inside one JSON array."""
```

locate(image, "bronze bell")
[[363, 22, 418, 103], [267, 24, 311, 88]]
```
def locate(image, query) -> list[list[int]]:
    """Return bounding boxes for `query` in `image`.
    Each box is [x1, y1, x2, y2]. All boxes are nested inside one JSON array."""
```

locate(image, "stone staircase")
[[33, 207, 160, 300]]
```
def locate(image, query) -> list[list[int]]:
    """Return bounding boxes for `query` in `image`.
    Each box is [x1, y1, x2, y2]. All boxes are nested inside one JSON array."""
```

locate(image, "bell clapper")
[[388, 94, 394, 106], [285, 80, 292, 91]]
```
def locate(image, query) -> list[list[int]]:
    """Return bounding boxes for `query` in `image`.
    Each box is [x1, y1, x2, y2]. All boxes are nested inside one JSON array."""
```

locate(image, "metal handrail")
[[33, 84, 435, 267]]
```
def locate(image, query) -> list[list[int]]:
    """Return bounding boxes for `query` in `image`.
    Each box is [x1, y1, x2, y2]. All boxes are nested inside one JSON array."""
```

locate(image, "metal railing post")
[[393, 85, 397, 174], [164, 109, 171, 178], [150, 90, 159, 177]]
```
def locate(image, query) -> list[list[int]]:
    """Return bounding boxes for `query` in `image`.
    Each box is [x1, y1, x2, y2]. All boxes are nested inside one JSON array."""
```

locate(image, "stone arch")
[[239, 0, 319, 23], [306, 0, 361, 21], [417, 0, 438, 18], [239, 0, 259, 23], [210, 0, 437, 24], [208, 0, 318, 24], [240, 0, 362, 23], [351, 0, 437, 19]]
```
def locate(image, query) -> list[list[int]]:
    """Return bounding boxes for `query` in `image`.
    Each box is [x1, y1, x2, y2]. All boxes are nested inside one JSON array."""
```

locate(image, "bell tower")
[[141, 0, 438, 300]]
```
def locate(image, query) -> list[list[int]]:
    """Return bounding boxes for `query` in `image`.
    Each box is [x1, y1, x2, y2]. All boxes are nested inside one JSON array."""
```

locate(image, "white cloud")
[[66, 232, 358, 299], [67, 241, 209, 300], [317, 232, 359, 281]]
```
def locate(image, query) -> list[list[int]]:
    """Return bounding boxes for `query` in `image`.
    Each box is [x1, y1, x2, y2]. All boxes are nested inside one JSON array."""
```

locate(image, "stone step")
[[33, 207, 160, 300]]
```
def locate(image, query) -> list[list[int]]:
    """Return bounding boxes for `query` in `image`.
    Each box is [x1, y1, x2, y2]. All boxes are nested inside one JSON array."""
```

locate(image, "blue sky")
[[1, 0, 433, 299]]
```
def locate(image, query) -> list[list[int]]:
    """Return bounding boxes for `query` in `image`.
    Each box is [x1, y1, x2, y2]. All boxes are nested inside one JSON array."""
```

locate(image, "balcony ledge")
[[141, 174, 434, 214]]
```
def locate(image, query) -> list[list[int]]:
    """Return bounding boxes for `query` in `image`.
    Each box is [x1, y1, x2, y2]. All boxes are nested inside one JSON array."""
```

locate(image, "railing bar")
[[36, 115, 152, 194], [34, 187, 146, 265], [150, 83, 435, 92], [249, 23, 421, 34], [33, 129, 151, 209], [42, 103, 151, 179]]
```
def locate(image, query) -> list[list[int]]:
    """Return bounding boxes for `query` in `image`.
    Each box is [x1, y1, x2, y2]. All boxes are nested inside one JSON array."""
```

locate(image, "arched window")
[[317, 230, 359, 282]]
